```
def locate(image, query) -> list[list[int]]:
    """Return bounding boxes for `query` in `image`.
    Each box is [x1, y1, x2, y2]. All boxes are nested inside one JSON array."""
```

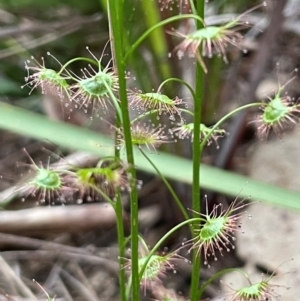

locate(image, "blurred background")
[[0, 0, 300, 300]]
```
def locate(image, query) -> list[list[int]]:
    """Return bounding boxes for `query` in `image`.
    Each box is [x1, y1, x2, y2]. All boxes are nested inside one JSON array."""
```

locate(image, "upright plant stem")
[[190, 1, 205, 301], [108, 1, 140, 301], [114, 193, 126, 301]]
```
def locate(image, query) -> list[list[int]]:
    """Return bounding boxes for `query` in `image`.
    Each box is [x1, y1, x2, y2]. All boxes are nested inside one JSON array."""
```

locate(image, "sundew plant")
[[0, 0, 300, 301]]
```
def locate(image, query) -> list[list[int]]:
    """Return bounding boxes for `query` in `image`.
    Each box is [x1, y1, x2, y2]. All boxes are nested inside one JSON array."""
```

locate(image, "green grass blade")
[[0, 102, 299, 211]]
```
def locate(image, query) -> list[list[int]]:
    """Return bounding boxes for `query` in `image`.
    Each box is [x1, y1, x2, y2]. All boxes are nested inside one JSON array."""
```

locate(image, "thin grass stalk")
[[114, 194, 127, 301], [94, 180, 126, 301], [190, 1, 205, 301], [89, 184, 127, 301], [108, 1, 140, 300], [113, 93, 126, 301]]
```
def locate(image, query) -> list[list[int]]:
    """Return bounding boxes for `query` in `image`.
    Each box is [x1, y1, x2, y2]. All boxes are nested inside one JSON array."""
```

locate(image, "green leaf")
[[0, 102, 299, 211]]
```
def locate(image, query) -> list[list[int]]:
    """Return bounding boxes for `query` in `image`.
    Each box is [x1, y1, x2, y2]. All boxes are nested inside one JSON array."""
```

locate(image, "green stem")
[[103, 80, 123, 123], [138, 217, 202, 281], [130, 109, 165, 124], [200, 102, 264, 150], [188, 0, 198, 15], [58, 57, 98, 75], [93, 186, 115, 207], [125, 275, 132, 300], [105, 2, 127, 300], [157, 78, 197, 101], [124, 14, 204, 62], [108, 1, 140, 301], [113, 71, 126, 301], [90, 184, 126, 299], [125, 234, 150, 299], [130, 107, 194, 124], [190, 2, 205, 301], [139, 148, 190, 224], [156, 78, 196, 117], [157, 77, 197, 118], [114, 193, 127, 301], [138, 235, 150, 253], [180, 109, 194, 117], [197, 268, 248, 299], [91, 182, 126, 299]]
